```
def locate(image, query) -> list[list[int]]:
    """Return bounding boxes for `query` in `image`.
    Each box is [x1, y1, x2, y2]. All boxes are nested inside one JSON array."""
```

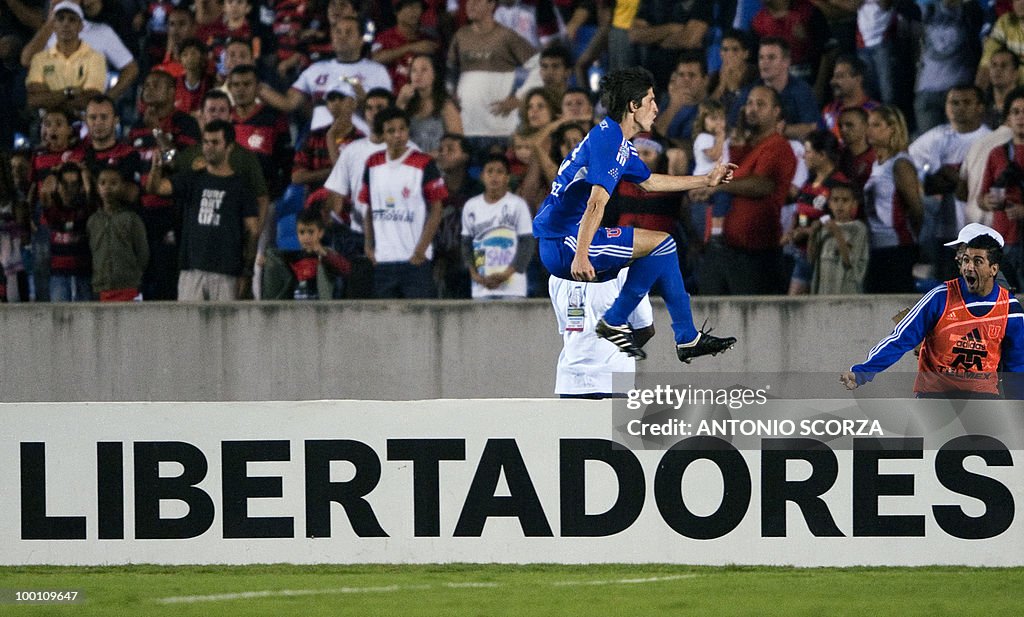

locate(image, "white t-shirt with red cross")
[[359, 149, 448, 263]]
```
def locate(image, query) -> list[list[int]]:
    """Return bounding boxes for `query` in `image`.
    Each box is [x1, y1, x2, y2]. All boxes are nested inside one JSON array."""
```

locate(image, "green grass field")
[[2, 564, 1023, 616]]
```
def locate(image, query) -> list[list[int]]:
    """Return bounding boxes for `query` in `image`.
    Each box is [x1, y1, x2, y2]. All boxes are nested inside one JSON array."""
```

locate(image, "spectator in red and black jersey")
[[43, 162, 94, 301], [227, 64, 292, 198], [130, 69, 201, 300], [145, 6, 196, 76], [71, 95, 144, 205], [780, 129, 848, 295], [433, 132, 481, 298], [372, 0, 438, 96], [837, 106, 876, 192], [262, 205, 351, 299], [30, 109, 78, 210], [301, 0, 358, 65], [172, 38, 214, 116], [291, 88, 362, 191], [271, 0, 325, 83], [199, 0, 273, 78]]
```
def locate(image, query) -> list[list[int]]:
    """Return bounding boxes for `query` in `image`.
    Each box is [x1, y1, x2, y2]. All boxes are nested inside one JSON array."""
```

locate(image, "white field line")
[[156, 574, 698, 604]]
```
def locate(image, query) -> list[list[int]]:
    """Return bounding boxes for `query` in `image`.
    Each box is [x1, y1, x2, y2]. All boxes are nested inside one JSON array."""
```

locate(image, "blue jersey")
[[532, 117, 652, 239], [852, 279, 1024, 391]]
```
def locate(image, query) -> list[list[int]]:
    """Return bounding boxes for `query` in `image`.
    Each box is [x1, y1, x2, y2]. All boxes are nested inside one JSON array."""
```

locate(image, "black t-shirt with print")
[[171, 170, 257, 276]]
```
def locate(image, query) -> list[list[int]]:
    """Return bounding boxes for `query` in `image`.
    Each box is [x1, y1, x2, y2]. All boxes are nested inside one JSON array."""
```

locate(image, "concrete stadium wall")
[[0, 296, 922, 402]]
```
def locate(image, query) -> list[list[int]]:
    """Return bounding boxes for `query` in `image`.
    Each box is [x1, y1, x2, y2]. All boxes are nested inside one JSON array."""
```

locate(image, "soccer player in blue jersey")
[[533, 67, 737, 362], [840, 225, 1024, 398]]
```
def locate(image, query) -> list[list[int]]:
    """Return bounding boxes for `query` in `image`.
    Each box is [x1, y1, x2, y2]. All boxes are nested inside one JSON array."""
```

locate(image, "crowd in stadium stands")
[[5, 0, 1024, 302]]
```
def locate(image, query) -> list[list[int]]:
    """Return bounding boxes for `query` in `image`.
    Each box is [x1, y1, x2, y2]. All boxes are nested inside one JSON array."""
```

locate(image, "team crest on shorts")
[[607, 228, 622, 238]]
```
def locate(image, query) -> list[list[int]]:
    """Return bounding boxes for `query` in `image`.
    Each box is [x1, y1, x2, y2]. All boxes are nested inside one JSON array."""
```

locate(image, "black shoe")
[[595, 318, 647, 360], [676, 323, 736, 364]]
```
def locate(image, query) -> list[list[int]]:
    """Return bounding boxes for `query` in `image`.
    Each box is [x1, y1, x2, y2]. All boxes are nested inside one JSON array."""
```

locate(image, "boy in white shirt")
[[460, 154, 534, 299]]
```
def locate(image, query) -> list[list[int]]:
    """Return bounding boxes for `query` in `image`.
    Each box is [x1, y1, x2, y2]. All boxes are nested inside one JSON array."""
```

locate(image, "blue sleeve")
[[851, 285, 947, 384], [1002, 298, 1024, 397], [622, 148, 652, 184], [583, 130, 650, 194]]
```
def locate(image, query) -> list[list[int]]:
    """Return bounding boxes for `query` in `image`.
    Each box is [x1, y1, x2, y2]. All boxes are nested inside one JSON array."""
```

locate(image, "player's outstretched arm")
[[639, 159, 736, 193]]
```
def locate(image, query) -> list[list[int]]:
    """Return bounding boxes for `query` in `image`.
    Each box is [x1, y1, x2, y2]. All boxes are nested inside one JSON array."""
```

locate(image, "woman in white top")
[[862, 104, 924, 293]]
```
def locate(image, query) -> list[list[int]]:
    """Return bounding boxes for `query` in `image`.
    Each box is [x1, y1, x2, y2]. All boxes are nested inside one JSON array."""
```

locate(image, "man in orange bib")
[[841, 225, 1024, 398]]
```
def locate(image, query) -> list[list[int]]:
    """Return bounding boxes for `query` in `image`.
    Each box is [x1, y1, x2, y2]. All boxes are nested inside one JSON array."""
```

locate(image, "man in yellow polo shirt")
[[25, 1, 106, 113]]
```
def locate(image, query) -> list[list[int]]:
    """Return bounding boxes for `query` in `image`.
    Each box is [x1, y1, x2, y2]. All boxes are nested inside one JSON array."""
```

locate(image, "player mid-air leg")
[[598, 228, 736, 362]]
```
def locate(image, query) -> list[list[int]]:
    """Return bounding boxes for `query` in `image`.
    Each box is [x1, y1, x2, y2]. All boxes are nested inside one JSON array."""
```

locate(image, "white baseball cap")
[[52, 1, 85, 19], [943, 223, 1004, 248]]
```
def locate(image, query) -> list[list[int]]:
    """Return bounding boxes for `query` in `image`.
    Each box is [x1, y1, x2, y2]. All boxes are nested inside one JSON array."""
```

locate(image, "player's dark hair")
[[297, 207, 325, 229], [966, 234, 1003, 267], [600, 67, 655, 123], [804, 129, 841, 165], [373, 106, 409, 135], [203, 119, 236, 144]]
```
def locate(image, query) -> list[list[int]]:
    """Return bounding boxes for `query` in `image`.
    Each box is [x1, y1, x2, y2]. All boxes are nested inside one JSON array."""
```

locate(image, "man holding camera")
[[980, 89, 1024, 291]]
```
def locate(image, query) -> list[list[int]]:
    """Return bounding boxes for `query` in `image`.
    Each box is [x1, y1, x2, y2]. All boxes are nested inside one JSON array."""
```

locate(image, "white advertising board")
[[1, 399, 1020, 566]]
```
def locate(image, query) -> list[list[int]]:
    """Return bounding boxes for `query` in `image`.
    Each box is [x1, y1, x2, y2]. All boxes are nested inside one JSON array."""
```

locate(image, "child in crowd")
[[461, 154, 534, 299], [810, 181, 869, 294], [199, 0, 265, 65], [87, 167, 149, 302], [174, 38, 214, 116], [782, 130, 847, 295], [43, 163, 93, 302], [263, 207, 351, 299], [691, 100, 731, 242]]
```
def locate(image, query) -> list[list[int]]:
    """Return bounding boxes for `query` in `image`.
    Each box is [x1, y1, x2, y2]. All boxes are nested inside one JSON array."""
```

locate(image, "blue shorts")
[[539, 226, 635, 282]]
